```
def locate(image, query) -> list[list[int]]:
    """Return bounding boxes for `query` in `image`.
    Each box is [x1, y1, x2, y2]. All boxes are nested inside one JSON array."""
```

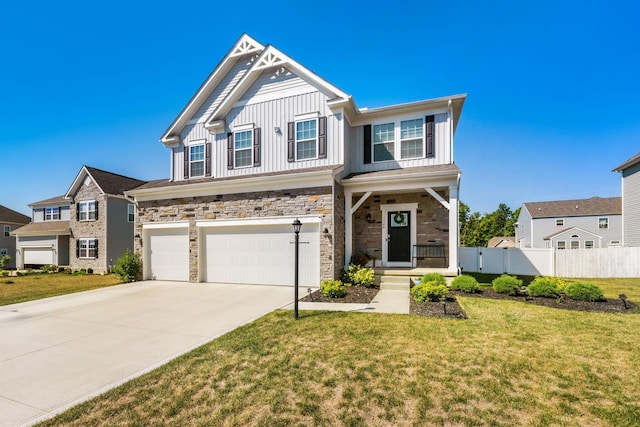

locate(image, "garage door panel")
[[147, 228, 189, 281], [23, 248, 54, 266], [204, 224, 320, 286]]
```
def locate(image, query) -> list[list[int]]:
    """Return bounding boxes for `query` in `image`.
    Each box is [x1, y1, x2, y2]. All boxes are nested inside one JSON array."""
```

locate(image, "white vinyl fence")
[[459, 246, 640, 278]]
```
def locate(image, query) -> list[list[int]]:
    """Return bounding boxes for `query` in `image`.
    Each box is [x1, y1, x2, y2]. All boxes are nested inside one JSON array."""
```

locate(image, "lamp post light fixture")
[[292, 218, 302, 319]]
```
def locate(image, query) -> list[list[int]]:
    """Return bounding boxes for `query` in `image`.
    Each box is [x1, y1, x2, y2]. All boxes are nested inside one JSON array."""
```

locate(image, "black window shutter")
[[425, 115, 435, 158], [363, 124, 372, 164], [253, 128, 261, 167], [227, 133, 234, 169], [58, 206, 61, 220], [76, 205, 80, 221], [318, 116, 327, 159], [183, 146, 189, 178], [287, 122, 295, 162], [205, 143, 212, 177], [94, 240, 99, 259], [76, 239, 80, 258], [94, 201, 99, 220]]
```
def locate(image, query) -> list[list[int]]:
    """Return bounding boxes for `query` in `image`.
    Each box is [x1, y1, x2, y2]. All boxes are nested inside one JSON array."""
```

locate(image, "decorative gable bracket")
[[230, 36, 263, 58], [204, 120, 226, 134], [253, 49, 287, 71]]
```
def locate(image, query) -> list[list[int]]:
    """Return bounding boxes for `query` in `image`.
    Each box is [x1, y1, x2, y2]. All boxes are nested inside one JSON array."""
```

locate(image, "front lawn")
[[38, 278, 640, 426], [0, 273, 122, 306]]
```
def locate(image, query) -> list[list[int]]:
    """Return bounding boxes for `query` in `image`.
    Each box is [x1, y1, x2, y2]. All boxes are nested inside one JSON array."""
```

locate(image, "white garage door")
[[203, 223, 320, 286], [146, 228, 189, 281], [23, 248, 54, 266]]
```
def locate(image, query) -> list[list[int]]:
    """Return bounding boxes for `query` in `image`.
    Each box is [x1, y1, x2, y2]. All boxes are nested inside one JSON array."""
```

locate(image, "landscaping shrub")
[[565, 282, 604, 302], [0, 255, 10, 269], [350, 251, 369, 267], [320, 280, 347, 298], [0, 270, 10, 277], [492, 274, 523, 295], [343, 264, 375, 287], [527, 277, 563, 298], [113, 249, 141, 283], [420, 272, 447, 286], [41, 264, 57, 273], [411, 281, 449, 302], [450, 275, 479, 293], [87, 268, 94, 274]]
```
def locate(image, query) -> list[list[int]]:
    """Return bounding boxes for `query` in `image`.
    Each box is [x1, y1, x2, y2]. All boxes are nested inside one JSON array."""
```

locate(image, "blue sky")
[[1, 0, 638, 216]]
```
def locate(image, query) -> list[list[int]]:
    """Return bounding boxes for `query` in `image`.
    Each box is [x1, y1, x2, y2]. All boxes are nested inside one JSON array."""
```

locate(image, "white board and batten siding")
[[622, 162, 640, 247]]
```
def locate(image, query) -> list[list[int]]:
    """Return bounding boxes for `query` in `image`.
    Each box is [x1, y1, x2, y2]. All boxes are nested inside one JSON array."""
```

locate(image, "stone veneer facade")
[[70, 179, 108, 272], [352, 191, 450, 268], [135, 186, 339, 283]]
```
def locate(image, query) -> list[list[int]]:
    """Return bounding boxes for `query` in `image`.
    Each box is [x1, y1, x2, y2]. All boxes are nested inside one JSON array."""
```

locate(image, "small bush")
[[113, 249, 142, 283], [342, 264, 375, 287], [565, 282, 604, 302], [527, 277, 563, 298], [320, 280, 347, 298], [87, 268, 94, 274], [350, 251, 369, 267], [40, 264, 57, 273], [492, 274, 523, 295], [64, 267, 72, 274], [0, 270, 10, 277], [420, 272, 447, 286], [450, 275, 479, 293], [411, 281, 449, 302], [0, 255, 10, 269]]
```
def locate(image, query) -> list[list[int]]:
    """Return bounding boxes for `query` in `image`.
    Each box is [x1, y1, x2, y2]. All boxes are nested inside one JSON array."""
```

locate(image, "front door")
[[387, 211, 411, 262]]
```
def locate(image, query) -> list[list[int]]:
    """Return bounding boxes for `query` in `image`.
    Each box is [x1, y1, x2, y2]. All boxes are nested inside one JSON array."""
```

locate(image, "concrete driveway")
[[0, 281, 293, 427]]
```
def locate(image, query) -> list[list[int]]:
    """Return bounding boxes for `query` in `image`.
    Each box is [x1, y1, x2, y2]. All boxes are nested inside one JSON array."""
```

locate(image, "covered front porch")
[[341, 165, 460, 275]]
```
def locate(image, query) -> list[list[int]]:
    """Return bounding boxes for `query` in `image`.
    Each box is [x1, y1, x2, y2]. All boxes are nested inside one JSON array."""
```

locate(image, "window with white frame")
[[556, 219, 564, 226], [128, 204, 135, 222], [373, 123, 395, 162], [78, 201, 97, 221], [557, 241, 566, 250], [3, 226, 10, 237], [189, 144, 205, 177], [400, 119, 424, 159], [598, 217, 609, 229], [234, 130, 253, 167], [0, 248, 7, 256], [571, 240, 579, 249], [45, 207, 60, 221], [78, 238, 97, 259], [585, 240, 594, 249], [609, 240, 621, 246], [296, 118, 317, 160]]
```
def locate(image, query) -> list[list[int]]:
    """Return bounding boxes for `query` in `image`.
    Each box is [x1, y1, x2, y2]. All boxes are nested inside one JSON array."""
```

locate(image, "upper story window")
[[598, 217, 609, 229], [400, 119, 424, 159], [368, 115, 433, 164], [45, 207, 60, 221], [3, 226, 10, 237], [373, 123, 394, 162], [128, 204, 135, 222], [557, 241, 566, 250], [234, 130, 253, 168], [190, 144, 205, 178], [78, 201, 97, 221], [296, 119, 317, 160], [556, 219, 564, 226]]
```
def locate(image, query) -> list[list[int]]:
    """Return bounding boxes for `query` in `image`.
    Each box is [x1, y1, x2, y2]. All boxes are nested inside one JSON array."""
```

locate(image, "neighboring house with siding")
[[126, 34, 465, 285], [613, 152, 640, 247], [12, 166, 145, 272], [487, 236, 515, 248], [515, 197, 622, 249], [0, 205, 30, 269]]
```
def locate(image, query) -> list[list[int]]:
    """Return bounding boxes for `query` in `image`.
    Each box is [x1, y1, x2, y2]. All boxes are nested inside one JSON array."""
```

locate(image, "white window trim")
[[189, 140, 206, 179], [78, 238, 98, 259], [585, 240, 594, 249], [371, 115, 426, 163], [294, 111, 319, 121], [3, 226, 10, 237], [234, 129, 254, 169], [45, 207, 60, 221], [128, 204, 135, 222], [556, 218, 564, 226], [570, 240, 580, 249], [598, 217, 609, 229], [232, 123, 254, 132], [78, 200, 96, 221], [557, 240, 566, 250], [295, 117, 319, 161]]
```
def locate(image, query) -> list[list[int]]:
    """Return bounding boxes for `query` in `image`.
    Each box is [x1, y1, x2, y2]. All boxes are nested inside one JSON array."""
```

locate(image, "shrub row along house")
[[125, 34, 466, 285], [11, 166, 144, 272]]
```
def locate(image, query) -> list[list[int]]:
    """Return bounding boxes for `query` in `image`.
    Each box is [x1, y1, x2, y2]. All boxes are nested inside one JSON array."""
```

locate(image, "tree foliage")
[[459, 202, 520, 247]]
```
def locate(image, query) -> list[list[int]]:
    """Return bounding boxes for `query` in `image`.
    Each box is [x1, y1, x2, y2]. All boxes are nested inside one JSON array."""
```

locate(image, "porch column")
[[448, 185, 459, 274], [345, 191, 353, 268]]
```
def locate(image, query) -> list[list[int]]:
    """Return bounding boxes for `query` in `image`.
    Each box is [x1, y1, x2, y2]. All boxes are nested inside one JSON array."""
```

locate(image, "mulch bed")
[[410, 297, 468, 319], [300, 286, 379, 304]]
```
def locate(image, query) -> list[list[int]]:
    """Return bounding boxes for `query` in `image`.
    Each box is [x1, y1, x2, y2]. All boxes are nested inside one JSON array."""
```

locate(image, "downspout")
[[448, 99, 454, 164]]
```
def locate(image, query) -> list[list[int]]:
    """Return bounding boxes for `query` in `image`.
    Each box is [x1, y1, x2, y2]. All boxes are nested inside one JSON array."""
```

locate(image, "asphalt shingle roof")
[[0, 205, 30, 225], [524, 196, 621, 219], [85, 166, 146, 195]]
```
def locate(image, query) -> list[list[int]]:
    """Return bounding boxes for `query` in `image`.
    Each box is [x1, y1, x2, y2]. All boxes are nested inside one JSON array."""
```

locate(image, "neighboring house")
[[0, 205, 30, 268], [12, 166, 145, 272], [613, 152, 640, 247], [127, 34, 465, 285], [487, 236, 516, 248], [515, 197, 622, 249]]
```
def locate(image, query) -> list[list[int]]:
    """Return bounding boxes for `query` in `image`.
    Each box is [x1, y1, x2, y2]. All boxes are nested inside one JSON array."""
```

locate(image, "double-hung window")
[[372, 117, 425, 162], [127, 204, 135, 222], [557, 241, 566, 250], [189, 144, 205, 178], [400, 119, 424, 159], [296, 119, 317, 160], [598, 217, 609, 229], [3, 226, 10, 237], [373, 123, 394, 162], [78, 238, 98, 258], [78, 201, 97, 221], [234, 130, 253, 168], [45, 207, 60, 221]]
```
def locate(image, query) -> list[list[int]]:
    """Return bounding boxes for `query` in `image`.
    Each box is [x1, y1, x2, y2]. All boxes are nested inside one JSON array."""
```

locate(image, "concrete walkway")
[[0, 281, 293, 427], [293, 288, 410, 314]]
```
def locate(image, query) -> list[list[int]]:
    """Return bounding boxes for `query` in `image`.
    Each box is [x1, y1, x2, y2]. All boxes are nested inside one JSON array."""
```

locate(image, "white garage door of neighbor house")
[[23, 248, 54, 266], [147, 228, 189, 281], [203, 223, 320, 286]]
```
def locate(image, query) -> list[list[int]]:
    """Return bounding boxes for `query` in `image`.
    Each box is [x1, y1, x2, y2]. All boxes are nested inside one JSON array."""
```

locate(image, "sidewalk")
[[291, 288, 410, 314]]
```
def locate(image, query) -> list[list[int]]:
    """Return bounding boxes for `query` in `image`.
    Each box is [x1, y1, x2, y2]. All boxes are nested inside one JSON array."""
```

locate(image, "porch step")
[[379, 275, 412, 291]]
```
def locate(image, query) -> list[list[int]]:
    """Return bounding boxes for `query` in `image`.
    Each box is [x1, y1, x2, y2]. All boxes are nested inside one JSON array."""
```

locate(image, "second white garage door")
[[146, 227, 189, 281], [23, 248, 54, 266], [202, 222, 320, 286]]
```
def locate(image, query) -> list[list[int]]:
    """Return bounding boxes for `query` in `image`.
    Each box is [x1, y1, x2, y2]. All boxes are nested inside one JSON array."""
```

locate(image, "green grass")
[[0, 273, 122, 306], [38, 277, 640, 427]]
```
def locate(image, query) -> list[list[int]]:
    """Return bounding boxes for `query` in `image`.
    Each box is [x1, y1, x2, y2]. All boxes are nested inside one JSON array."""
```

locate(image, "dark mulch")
[[300, 286, 379, 304], [410, 297, 467, 319], [450, 287, 637, 314]]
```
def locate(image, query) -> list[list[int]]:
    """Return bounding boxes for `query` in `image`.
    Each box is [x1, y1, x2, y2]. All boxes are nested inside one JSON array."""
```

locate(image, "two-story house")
[[0, 205, 30, 268], [613, 152, 640, 247], [515, 196, 622, 249], [12, 166, 145, 272], [127, 34, 465, 285]]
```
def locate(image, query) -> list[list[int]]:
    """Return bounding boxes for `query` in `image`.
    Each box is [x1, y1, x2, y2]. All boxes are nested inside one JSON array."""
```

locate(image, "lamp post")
[[292, 218, 302, 319]]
